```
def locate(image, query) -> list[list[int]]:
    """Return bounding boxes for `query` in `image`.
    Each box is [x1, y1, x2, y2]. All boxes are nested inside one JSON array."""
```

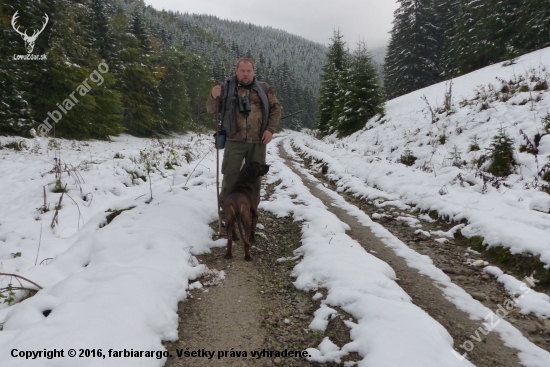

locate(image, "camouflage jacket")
[[206, 78, 281, 143]]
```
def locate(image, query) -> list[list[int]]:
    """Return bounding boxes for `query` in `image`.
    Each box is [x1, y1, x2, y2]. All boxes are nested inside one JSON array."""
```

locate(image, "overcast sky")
[[143, 0, 398, 51]]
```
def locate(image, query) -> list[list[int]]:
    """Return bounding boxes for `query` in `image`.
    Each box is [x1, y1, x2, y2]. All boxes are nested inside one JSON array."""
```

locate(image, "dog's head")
[[240, 162, 269, 182]]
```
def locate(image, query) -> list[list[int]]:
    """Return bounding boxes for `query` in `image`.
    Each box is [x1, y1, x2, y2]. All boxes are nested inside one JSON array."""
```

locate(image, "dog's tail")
[[235, 203, 246, 244]]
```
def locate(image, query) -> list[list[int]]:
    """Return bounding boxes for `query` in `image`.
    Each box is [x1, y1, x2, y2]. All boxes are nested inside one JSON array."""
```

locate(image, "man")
[[206, 58, 281, 215]]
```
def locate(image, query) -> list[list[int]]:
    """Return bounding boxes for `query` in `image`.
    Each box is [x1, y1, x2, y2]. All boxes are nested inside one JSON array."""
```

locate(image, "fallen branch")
[[0, 273, 43, 289]]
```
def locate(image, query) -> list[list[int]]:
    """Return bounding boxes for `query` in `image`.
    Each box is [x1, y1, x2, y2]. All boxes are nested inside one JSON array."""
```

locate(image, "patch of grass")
[[126, 169, 146, 183], [454, 231, 550, 287], [543, 114, 550, 133], [51, 179, 67, 193], [0, 140, 23, 151], [534, 80, 548, 91], [101, 206, 136, 228], [469, 135, 480, 152]]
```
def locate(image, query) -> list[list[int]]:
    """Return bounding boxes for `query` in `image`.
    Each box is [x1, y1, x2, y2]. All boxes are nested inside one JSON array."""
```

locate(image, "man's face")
[[236, 61, 255, 85]]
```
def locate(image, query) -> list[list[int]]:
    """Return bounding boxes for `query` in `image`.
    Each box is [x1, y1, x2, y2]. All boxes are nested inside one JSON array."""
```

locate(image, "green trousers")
[[220, 140, 266, 211]]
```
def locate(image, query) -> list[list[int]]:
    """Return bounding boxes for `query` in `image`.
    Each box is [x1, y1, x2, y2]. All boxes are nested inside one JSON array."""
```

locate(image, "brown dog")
[[224, 162, 269, 261]]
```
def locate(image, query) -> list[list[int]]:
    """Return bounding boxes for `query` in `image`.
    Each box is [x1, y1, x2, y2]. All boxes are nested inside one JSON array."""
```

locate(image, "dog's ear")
[[260, 164, 270, 175]]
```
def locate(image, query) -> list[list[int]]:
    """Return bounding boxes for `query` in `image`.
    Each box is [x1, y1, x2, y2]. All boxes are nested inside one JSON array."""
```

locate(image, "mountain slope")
[[292, 46, 550, 279]]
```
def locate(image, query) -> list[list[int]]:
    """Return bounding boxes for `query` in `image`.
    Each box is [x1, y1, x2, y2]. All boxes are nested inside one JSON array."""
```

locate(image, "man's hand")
[[211, 85, 221, 99], [262, 130, 273, 144]]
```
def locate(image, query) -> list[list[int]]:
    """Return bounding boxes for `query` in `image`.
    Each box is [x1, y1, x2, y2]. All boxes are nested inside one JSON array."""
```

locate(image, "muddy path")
[[162, 139, 549, 367], [163, 182, 342, 366]]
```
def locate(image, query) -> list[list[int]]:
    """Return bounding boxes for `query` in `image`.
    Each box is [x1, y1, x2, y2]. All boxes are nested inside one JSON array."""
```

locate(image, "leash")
[[215, 95, 222, 235]]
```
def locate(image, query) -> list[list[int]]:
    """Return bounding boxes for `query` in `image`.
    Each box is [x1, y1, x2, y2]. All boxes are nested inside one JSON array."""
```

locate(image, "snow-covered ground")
[[293, 47, 550, 269], [0, 134, 222, 366], [0, 46, 550, 367]]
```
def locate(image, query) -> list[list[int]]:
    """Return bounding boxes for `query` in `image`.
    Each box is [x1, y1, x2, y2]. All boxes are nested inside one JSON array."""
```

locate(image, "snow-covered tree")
[[384, 0, 442, 99], [318, 29, 347, 134], [337, 41, 385, 137]]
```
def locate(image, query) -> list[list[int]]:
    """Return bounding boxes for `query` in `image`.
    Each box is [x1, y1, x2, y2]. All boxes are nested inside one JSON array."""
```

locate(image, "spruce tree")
[[337, 41, 385, 137], [514, 0, 550, 55], [156, 49, 191, 133], [32, 0, 123, 139], [91, 0, 117, 63], [318, 29, 347, 134], [438, 0, 462, 78], [384, 0, 443, 99], [452, 0, 506, 75], [488, 127, 516, 177], [0, 0, 54, 136], [129, 7, 152, 54]]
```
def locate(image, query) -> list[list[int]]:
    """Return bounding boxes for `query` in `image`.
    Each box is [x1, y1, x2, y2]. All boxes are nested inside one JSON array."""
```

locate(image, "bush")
[[400, 149, 417, 166]]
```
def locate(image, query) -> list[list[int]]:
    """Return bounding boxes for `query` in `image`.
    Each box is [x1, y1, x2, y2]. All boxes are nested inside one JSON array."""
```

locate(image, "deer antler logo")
[[11, 11, 49, 54]]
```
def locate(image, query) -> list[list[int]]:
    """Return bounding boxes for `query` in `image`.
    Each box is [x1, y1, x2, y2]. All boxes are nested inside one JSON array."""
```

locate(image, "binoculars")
[[238, 96, 251, 116]]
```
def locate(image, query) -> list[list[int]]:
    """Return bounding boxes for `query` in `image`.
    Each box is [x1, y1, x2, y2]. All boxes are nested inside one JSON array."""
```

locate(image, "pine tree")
[[514, 0, 550, 55], [438, 0, 462, 78], [384, 0, 443, 99], [155, 49, 192, 133], [32, 0, 123, 139], [488, 127, 515, 177], [91, 0, 117, 62], [129, 7, 152, 54], [318, 29, 347, 134], [337, 41, 385, 137]]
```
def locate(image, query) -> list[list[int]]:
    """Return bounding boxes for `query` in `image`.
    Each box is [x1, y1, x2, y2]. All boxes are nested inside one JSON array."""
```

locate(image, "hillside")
[[116, 0, 328, 129], [0, 0, 329, 139], [292, 46, 550, 284]]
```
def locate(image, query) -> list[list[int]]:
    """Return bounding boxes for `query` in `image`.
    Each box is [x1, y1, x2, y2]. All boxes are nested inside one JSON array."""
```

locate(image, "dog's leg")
[[224, 207, 235, 259], [224, 222, 233, 259], [240, 204, 252, 261], [250, 207, 258, 244]]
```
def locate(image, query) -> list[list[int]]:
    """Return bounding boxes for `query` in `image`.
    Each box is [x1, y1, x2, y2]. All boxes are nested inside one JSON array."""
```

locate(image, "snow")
[[290, 46, 550, 268], [0, 134, 220, 366], [278, 137, 550, 366], [260, 137, 476, 366]]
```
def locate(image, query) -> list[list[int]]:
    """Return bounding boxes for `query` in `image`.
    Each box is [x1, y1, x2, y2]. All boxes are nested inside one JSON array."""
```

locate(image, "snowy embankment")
[[292, 49, 550, 304], [271, 136, 550, 366], [261, 137, 475, 366], [291, 47, 550, 269], [0, 134, 221, 366]]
